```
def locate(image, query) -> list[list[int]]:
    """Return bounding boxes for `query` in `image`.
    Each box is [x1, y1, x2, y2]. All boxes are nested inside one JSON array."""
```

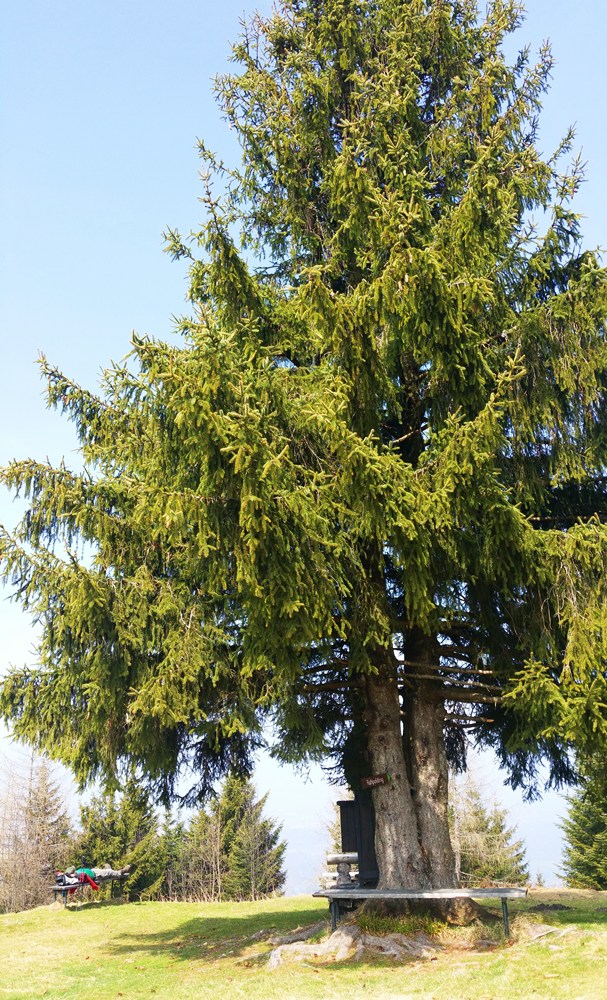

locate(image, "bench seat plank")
[[313, 886, 527, 936], [314, 887, 526, 900], [51, 874, 129, 907]]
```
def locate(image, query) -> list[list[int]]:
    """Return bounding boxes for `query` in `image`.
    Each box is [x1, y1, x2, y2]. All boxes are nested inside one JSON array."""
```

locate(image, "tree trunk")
[[362, 654, 430, 889], [362, 638, 456, 892], [404, 629, 457, 887]]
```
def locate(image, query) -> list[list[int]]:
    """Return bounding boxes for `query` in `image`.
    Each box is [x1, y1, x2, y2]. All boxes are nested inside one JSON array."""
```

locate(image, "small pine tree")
[[158, 810, 186, 901], [561, 757, 607, 889], [450, 776, 528, 888], [182, 775, 286, 901], [222, 787, 286, 901], [22, 760, 74, 876], [213, 774, 252, 865]]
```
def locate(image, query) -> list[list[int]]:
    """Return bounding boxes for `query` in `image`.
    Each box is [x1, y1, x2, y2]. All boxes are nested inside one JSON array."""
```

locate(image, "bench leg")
[[501, 898, 510, 938], [330, 899, 340, 932]]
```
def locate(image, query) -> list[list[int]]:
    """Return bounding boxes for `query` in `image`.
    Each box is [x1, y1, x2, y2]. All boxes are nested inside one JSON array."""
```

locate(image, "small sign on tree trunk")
[[361, 773, 389, 789]]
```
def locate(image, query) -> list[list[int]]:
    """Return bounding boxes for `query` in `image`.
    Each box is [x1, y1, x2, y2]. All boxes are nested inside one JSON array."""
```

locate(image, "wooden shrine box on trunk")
[[337, 790, 379, 886]]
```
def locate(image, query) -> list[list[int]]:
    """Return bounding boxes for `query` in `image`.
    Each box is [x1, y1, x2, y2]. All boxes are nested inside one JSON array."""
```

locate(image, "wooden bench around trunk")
[[313, 886, 528, 937]]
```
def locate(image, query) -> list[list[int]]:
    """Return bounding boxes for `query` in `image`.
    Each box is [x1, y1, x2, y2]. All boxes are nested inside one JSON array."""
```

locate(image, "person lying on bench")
[[55, 863, 132, 889], [69, 864, 132, 880], [54, 869, 98, 893]]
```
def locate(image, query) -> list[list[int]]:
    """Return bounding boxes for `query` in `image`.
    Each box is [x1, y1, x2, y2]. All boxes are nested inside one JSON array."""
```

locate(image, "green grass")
[[2, 889, 607, 999]]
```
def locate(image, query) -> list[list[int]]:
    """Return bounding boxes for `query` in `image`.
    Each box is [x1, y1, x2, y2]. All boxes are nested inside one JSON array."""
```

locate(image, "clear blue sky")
[[1, 1, 606, 891]]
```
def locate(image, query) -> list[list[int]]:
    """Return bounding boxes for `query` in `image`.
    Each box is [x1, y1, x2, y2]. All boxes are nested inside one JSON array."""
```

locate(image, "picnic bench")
[[51, 873, 129, 907], [313, 885, 528, 936]]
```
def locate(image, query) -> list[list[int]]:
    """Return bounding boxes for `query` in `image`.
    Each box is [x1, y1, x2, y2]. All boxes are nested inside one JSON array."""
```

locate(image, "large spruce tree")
[[2, 0, 607, 890]]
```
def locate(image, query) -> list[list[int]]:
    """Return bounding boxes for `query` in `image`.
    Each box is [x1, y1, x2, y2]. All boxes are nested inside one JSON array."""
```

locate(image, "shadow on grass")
[[85, 905, 330, 964], [517, 891, 607, 929], [525, 906, 607, 928]]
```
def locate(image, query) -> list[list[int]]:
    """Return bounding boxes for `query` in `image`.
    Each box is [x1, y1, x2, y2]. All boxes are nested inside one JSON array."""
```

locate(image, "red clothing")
[[67, 871, 99, 895], [78, 872, 99, 891]]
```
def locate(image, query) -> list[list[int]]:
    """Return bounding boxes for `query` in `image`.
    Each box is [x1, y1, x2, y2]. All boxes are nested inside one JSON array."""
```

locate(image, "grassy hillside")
[[2, 890, 607, 999]]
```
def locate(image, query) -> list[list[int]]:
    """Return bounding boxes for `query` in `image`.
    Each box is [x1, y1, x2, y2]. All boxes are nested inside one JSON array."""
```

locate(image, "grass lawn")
[[1, 889, 607, 999]]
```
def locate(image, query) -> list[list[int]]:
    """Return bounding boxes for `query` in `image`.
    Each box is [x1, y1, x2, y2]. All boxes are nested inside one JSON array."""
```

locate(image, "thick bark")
[[362, 655, 430, 889], [404, 629, 457, 888], [357, 536, 455, 892], [361, 636, 456, 892]]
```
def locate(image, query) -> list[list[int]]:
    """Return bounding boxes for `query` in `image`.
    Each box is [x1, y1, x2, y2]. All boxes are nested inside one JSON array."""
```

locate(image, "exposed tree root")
[[267, 923, 439, 968], [266, 908, 568, 968], [267, 921, 328, 946]]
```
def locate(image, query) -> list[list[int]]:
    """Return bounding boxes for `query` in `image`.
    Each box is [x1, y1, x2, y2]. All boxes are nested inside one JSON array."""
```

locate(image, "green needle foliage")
[[2, 0, 607, 885], [561, 757, 607, 890]]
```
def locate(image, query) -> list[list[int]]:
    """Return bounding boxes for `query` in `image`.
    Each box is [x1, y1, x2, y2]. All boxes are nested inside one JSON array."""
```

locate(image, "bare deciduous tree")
[[0, 756, 75, 912]]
